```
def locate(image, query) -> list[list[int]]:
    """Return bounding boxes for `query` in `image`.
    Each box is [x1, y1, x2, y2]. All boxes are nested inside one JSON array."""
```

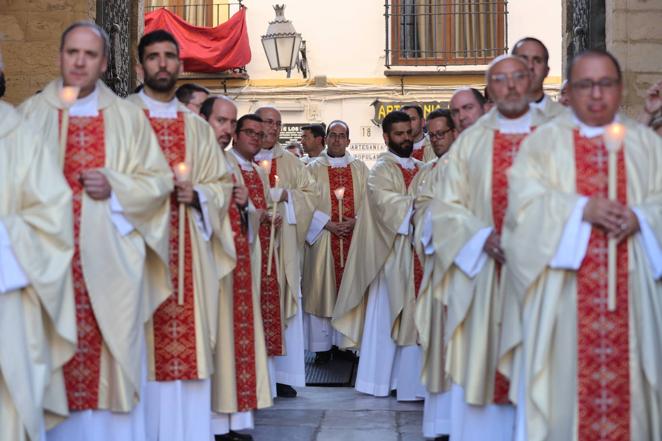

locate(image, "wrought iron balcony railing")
[[385, 0, 509, 67], [145, 1, 243, 28]]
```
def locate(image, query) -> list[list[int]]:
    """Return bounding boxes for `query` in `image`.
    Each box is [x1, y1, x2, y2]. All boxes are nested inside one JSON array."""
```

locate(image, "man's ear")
[[135, 62, 145, 83]]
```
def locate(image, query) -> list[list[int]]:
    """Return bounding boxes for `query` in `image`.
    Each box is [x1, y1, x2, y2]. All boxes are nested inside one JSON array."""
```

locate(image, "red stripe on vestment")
[[328, 166, 355, 295], [147, 112, 199, 381], [241, 168, 284, 356], [574, 129, 630, 440], [61, 112, 106, 410], [228, 174, 258, 410], [490, 131, 528, 404], [396, 164, 423, 295]]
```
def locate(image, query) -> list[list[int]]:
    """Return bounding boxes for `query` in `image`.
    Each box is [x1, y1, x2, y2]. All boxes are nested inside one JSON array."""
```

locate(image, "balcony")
[[385, 0, 508, 68], [144, 1, 249, 80], [145, 1, 244, 28]]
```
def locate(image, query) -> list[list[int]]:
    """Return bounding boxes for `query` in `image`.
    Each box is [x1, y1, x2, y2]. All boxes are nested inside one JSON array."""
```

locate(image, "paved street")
[[252, 387, 425, 441]]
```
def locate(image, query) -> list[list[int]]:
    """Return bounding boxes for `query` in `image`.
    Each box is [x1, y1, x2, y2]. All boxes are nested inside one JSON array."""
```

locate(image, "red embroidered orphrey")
[[490, 131, 529, 404], [62, 112, 106, 410], [396, 164, 423, 295], [328, 166, 355, 294], [228, 173, 258, 411], [574, 130, 630, 440], [241, 167, 284, 356], [147, 113, 199, 381], [412, 148, 424, 162]]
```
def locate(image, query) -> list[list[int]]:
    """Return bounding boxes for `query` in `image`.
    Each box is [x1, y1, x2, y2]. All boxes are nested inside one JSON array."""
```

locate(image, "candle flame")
[[258, 159, 272, 174], [334, 187, 346, 200], [604, 122, 626, 153], [59, 86, 80, 107], [174, 162, 191, 181], [274, 175, 279, 186]]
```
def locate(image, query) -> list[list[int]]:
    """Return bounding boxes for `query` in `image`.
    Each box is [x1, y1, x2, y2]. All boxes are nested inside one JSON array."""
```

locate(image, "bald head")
[[450, 88, 486, 133], [200, 96, 238, 148], [486, 55, 532, 119], [59, 22, 109, 98], [256, 106, 282, 148]]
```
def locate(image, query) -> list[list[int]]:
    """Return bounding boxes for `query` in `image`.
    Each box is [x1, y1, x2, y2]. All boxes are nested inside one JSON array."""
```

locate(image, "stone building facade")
[[1, 0, 660, 117], [605, 0, 662, 114], [0, 0, 95, 104]]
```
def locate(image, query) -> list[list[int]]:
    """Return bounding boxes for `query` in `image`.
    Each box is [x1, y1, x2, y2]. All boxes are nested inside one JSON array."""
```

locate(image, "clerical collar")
[[327, 153, 350, 168], [572, 112, 621, 138], [496, 110, 531, 134], [69, 86, 99, 117], [230, 149, 255, 171], [413, 136, 426, 150], [254, 149, 274, 162], [139, 90, 178, 119], [530, 94, 547, 108], [387, 150, 416, 170]]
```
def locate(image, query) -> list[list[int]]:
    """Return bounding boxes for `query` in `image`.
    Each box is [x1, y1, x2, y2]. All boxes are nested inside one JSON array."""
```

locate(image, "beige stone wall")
[[607, 0, 662, 115], [0, 0, 96, 105]]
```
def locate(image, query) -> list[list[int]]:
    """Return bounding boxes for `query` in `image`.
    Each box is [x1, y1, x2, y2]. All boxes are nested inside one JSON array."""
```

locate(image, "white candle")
[[603, 123, 625, 312], [334, 187, 346, 268], [267, 175, 279, 276], [58, 86, 80, 153], [174, 162, 191, 305]]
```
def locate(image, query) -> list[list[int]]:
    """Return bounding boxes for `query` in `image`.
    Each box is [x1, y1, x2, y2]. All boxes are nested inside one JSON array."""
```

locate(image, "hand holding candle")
[[174, 162, 191, 305], [266, 175, 279, 276], [603, 122, 626, 312], [334, 187, 346, 267], [58, 86, 80, 153]]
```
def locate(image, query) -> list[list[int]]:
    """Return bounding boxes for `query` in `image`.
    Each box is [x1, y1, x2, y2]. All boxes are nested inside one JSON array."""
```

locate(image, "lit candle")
[[174, 162, 191, 305], [334, 187, 346, 267], [258, 159, 272, 176], [58, 86, 80, 153], [603, 122, 626, 312], [267, 175, 279, 276]]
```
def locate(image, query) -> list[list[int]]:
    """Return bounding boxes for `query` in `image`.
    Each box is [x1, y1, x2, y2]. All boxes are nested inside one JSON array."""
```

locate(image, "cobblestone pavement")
[[251, 386, 426, 441]]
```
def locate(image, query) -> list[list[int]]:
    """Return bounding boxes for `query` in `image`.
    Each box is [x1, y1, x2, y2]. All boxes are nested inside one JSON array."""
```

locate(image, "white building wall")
[[242, 0, 562, 79], [226, 0, 562, 166]]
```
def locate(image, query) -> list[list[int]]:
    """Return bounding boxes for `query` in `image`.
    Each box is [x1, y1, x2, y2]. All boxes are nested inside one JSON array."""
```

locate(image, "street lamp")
[[261, 4, 302, 78]]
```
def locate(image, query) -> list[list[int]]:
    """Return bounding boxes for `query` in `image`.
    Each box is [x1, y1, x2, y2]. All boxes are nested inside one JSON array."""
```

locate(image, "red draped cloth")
[[241, 168, 283, 356], [574, 130, 630, 440], [327, 166, 355, 294], [227, 175, 258, 411], [62, 113, 106, 410], [396, 164, 423, 295], [491, 131, 528, 404], [146, 113, 199, 381], [144, 7, 251, 73]]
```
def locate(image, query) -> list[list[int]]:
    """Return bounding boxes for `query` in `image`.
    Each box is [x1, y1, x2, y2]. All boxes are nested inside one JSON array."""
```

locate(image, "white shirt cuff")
[[284, 190, 297, 225], [550, 197, 591, 270], [421, 209, 434, 255], [0, 221, 29, 293], [306, 210, 330, 245], [110, 192, 134, 236], [191, 187, 212, 242], [454, 227, 492, 278], [397, 203, 414, 235], [632, 208, 662, 279]]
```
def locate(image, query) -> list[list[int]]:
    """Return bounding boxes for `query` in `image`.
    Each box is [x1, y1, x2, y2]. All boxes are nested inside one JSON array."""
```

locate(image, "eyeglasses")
[[238, 129, 265, 139], [489, 71, 529, 85], [263, 119, 282, 128], [429, 128, 453, 139], [327, 132, 348, 140], [570, 78, 620, 94]]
